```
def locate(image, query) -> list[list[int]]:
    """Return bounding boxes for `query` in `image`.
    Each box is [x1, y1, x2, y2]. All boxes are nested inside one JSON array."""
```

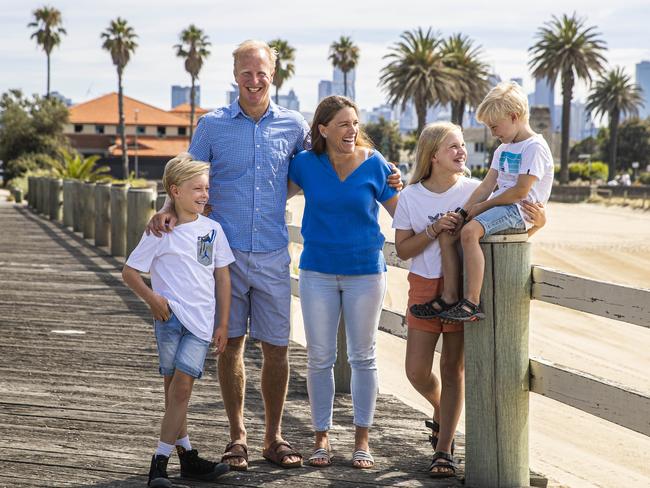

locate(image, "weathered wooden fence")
[[24, 176, 650, 488]]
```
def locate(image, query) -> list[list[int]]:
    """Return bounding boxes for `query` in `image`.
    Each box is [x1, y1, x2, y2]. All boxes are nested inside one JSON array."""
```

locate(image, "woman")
[[393, 122, 546, 478], [288, 95, 400, 469]]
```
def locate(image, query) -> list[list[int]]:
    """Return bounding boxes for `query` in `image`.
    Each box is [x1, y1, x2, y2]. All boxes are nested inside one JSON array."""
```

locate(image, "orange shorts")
[[406, 273, 464, 334]]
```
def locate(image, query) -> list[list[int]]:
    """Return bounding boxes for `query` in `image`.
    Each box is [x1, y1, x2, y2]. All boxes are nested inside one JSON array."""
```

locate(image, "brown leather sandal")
[[221, 441, 248, 471], [262, 440, 303, 469]]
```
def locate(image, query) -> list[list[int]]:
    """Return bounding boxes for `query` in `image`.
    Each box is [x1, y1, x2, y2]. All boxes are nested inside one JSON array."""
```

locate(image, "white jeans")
[[299, 269, 386, 431]]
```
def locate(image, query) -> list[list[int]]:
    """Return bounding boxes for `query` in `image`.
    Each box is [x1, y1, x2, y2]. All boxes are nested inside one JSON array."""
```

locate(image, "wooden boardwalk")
[[0, 202, 465, 487]]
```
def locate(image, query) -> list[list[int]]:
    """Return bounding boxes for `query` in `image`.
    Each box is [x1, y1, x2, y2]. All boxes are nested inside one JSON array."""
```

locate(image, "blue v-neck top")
[[288, 149, 397, 275]]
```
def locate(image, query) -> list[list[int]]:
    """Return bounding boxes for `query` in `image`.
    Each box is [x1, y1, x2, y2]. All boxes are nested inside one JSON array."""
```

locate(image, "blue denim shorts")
[[473, 203, 525, 236], [154, 313, 210, 379]]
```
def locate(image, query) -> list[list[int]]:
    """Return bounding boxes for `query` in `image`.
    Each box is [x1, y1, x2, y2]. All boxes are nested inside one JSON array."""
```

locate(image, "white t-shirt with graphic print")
[[490, 133, 554, 229], [392, 177, 481, 279], [126, 214, 235, 342]]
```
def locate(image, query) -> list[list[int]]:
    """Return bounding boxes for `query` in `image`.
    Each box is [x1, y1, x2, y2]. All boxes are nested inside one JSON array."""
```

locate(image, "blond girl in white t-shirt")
[[393, 123, 546, 479]]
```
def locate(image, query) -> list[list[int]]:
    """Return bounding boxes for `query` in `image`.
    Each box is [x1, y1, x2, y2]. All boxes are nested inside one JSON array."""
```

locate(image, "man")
[[148, 40, 401, 470]]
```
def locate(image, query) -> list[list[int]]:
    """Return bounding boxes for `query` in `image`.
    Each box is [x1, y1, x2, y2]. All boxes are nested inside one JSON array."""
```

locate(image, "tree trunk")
[[46, 53, 51, 98], [451, 99, 467, 127], [343, 70, 348, 97], [608, 109, 620, 181], [415, 98, 427, 136], [458, 99, 466, 128], [189, 76, 196, 142], [559, 72, 574, 185], [118, 69, 128, 180]]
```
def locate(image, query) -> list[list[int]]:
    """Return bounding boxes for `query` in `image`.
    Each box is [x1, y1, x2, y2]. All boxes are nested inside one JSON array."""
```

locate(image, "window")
[[136, 126, 146, 135], [157, 126, 166, 137], [474, 142, 485, 152], [74, 124, 83, 133], [95, 125, 105, 134], [178, 127, 187, 136]]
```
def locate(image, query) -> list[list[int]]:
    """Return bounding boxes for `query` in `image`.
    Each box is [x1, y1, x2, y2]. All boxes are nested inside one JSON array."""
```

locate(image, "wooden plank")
[[530, 357, 650, 437], [531, 266, 650, 328]]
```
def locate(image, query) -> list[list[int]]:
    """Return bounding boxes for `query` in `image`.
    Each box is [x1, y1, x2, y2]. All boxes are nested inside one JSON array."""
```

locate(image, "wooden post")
[[110, 183, 129, 257], [62, 180, 75, 229], [94, 182, 112, 248], [155, 192, 167, 212], [49, 178, 63, 222], [72, 180, 83, 233], [34, 178, 40, 213], [27, 177, 32, 208], [82, 182, 96, 240], [334, 318, 352, 394], [464, 231, 531, 488], [126, 186, 155, 258], [42, 177, 51, 217]]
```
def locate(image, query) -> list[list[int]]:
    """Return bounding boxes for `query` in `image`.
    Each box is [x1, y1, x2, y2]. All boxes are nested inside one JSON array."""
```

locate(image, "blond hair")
[[232, 40, 277, 69], [409, 122, 464, 185], [476, 81, 529, 125], [162, 153, 209, 197]]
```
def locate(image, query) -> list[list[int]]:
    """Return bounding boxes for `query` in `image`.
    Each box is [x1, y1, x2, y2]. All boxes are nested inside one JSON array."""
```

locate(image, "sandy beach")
[[288, 197, 650, 488]]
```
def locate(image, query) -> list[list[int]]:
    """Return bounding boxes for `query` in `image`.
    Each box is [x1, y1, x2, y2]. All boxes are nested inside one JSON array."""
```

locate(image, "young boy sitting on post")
[[122, 153, 235, 487], [410, 81, 553, 322]]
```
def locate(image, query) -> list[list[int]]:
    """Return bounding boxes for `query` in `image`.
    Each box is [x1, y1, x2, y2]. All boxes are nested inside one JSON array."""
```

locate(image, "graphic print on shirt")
[[499, 151, 522, 174], [428, 212, 445, 224], [196, 229, 216, 266]]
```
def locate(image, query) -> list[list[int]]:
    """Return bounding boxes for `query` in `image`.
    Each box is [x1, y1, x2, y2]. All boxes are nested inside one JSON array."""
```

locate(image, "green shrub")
[[471, 166, 489, 180], [565, 161, 608, 182], [6, 152, 57, 178], [638, 172, 650, 185]]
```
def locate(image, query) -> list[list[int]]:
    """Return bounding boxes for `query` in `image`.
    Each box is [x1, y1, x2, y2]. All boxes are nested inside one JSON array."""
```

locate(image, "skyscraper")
[[332, 67, 355, 100], [171, 85, 200, 108], [636, 61, 650, 119], [318, 80, 332, 103], [532, 78, 555, 130]]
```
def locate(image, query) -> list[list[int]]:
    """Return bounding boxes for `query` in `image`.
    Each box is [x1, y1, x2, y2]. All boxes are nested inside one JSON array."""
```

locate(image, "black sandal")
[[439, 298, 485, 322], [410, 297, 455, 320], [428, 451, 457, 478], [425, 419, 455, 455]]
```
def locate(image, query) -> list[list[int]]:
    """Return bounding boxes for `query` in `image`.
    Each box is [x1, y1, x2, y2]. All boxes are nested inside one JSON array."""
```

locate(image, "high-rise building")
[[171, 85, 200, 108], [277, 89, 300, 111], [226, 84, 239, 105], [636, 60, 650, 119], [318, 80, 332, 103], [532, 77, 555, 130], [332, 67, 356, 100]]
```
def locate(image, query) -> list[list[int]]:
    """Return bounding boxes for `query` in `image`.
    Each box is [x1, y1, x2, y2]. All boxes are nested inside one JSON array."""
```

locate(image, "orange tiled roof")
[[169, 103, 209, 115], [69, 93, 190, 127], [110, 136, 190, 158]]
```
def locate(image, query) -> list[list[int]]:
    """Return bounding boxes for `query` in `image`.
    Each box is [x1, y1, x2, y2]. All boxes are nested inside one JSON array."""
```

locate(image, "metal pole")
[[134, 109, 139, 178]]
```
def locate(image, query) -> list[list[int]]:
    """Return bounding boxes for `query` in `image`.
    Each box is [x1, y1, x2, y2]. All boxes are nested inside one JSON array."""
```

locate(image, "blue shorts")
[[154, 313, 210, 379], [222, 247, 292, 346], [473, 204, 525, 236]]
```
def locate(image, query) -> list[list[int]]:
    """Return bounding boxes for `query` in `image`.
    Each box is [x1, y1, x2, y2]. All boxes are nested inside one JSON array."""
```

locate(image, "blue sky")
[[2, 0, 649, 113]]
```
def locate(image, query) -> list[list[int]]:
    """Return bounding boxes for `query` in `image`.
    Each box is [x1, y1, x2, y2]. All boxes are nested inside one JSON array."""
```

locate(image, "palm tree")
[[28, 6, 66, 98], [268, 39, 296, 105], [529, 13, 607, 184], [379, 27, 458, 135], [101, 18, 138, 179], [440, 33, 490, 127], [329, 36, 359, 97], [586, 67, 644, 179], [175, 25, 211, 141]]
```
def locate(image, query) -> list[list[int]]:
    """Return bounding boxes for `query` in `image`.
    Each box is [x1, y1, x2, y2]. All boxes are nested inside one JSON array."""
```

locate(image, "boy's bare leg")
[[260, 341, 300, 464], [164, 376, 188, 440], [218, 335, 248, 468], [460, 220, 486, 305], [160, 371, 195, 444], [438, 232, 461, 305]]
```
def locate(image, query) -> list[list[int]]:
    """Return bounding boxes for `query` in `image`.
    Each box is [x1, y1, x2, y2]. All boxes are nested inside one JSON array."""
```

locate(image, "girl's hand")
[[521, 200, 546, 228], [148, 294, 170, 321], [212, 325, 228, 355], [434, 212, 461, 235]]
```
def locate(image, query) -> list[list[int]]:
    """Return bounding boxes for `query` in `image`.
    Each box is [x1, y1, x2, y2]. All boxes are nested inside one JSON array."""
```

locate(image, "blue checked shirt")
[[189, 99, 309, 252]]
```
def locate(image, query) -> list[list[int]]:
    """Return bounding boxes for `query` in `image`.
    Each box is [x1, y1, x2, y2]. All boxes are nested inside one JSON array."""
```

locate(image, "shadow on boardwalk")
[[0, 203, 464, 487]]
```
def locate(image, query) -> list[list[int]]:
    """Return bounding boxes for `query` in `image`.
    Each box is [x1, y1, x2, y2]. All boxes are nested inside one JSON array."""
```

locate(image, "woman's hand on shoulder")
[[387, 162, 404, 191]]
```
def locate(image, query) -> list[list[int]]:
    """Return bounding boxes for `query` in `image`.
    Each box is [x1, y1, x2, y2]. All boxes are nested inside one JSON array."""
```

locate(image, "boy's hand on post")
[[148, 293, 170, 321], [212, 325, 228, 355], [146, 210, 177, 237], [387, 162, 404, 191]]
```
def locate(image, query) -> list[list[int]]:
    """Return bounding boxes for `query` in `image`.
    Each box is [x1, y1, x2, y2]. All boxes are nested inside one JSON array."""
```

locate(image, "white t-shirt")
[[126, 214, 235, 341], [392, 177, 481, 279], [490, 133, 554, 229]]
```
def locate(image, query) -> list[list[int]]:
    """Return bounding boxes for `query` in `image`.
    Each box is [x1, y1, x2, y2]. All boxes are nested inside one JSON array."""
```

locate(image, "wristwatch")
[[455, 207, 468, 220]]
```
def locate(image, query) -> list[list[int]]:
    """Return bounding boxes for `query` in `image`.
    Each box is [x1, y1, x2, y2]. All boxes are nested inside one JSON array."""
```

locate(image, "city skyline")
[[3, 0, 649, 117]]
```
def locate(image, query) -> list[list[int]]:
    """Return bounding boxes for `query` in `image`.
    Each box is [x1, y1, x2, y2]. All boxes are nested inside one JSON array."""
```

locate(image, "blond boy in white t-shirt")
[[417, 82, 553, 322], [122, 154, 234, 487]]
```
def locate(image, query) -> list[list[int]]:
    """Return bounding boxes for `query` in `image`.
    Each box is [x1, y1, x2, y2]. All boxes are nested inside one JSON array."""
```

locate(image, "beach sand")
[[287, 197, 650, 487]]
